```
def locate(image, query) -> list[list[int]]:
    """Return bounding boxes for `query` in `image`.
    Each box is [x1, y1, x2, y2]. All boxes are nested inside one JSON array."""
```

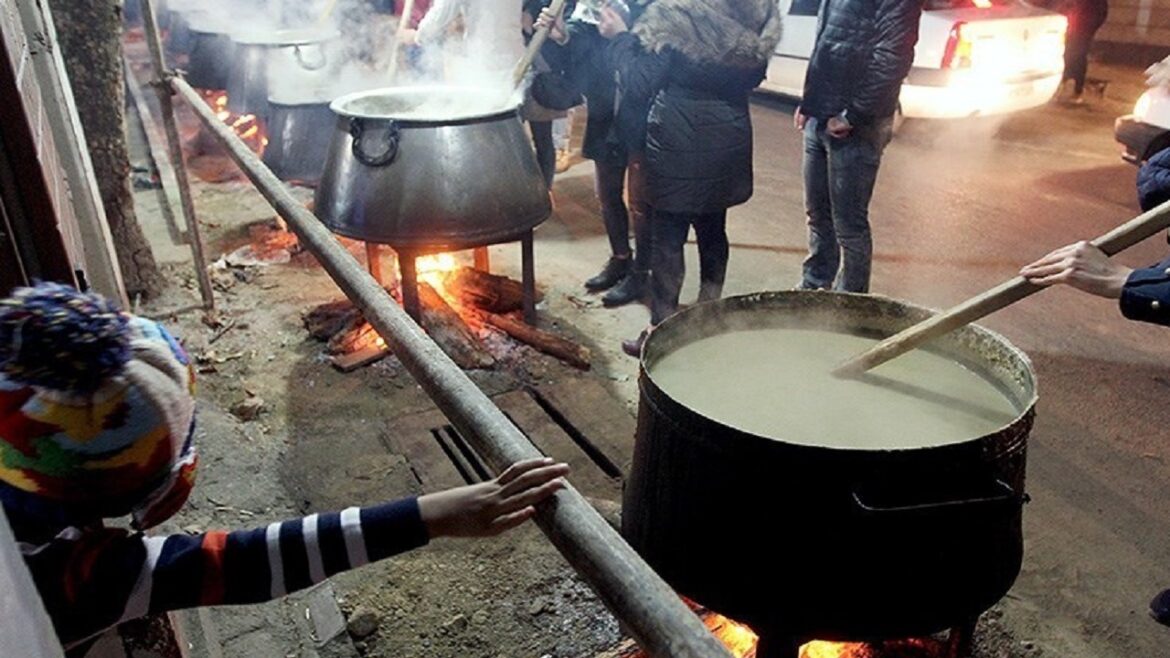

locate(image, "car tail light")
[[942, 22, 973, 69]]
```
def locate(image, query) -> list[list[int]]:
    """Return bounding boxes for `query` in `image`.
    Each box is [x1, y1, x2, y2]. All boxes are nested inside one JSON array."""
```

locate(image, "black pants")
[[1063, 24, 1102, 94], [595, 157, 652, 271], [530, 121, 555, 190], [650, 210, 729, 325]]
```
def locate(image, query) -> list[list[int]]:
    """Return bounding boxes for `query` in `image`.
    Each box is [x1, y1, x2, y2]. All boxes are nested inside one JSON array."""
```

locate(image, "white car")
[[759, 0, 1068, 120]]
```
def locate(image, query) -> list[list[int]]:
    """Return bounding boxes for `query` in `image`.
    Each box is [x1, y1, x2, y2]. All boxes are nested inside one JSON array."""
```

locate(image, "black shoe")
[[602, 271, 649, 307], [621, 329, 649, 358], [585, 257, 631, 291], [1152, 589, 1170, 626]]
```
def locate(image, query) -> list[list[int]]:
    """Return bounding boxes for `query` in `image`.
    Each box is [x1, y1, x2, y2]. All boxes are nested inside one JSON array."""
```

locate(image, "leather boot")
[[602, 271, 649, 307], [585, 256, 631, 291]]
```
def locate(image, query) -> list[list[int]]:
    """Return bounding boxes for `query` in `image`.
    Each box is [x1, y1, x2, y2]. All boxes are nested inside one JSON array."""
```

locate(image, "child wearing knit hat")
[[0, 283, 569, 651]]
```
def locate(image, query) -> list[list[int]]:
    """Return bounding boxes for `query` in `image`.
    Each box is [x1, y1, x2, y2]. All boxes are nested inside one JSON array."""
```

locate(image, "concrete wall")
[[1099, 0, 1170, 62]]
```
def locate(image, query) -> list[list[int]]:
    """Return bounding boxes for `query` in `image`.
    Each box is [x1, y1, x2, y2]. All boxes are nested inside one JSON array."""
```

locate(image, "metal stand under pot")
[[314, 86, 551, 324]]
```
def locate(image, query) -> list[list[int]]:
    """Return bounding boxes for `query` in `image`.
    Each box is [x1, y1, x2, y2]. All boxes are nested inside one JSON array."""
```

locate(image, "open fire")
[[202, 90, 268, 154], [621, 606, 943, 658]]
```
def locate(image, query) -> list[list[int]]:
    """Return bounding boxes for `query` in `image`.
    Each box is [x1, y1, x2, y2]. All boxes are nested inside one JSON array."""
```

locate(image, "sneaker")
[[1152, 589, 1170, 626], [585, 257, 631, 291], [602, 271, 649, 307], [621, 328, 649, 358]]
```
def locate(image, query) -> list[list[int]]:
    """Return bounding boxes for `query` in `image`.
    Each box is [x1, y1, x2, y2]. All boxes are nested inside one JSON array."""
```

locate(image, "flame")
[[201, 91, 268, 154], [704, 614, 757, 657], [415, 253, 461, 300]]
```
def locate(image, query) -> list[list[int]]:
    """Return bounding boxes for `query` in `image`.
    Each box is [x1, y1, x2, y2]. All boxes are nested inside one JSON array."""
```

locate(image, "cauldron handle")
[[294, 44, 329, 71], [852, 478, 1025, 516], [349, 118, 400, 167]]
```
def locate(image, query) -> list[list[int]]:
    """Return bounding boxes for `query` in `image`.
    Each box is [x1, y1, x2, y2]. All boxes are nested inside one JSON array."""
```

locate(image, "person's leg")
[[603, 154, 652, 306], [530, 120, 556, 190], [694, 210, 729, 302], [586, 159, 632, 290], [649, 211, 691, 325], [800, 118, 838, 290], [1064, 30, 1091, 96], [825, 118, 892, 294]]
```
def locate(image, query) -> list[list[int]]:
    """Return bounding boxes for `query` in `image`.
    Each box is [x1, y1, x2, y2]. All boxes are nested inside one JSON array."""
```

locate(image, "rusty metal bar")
[[139, 0, 216, 314], [162, 68, 734, 658]]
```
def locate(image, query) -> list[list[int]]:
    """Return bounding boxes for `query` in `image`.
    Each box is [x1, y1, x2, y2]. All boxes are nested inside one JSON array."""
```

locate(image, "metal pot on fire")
[[314, 86, 551, 250], [227, 27, 337, 120], [623, 291, 1036, 651], [184, 12, 234, 90], [263, 96, 336, 186]]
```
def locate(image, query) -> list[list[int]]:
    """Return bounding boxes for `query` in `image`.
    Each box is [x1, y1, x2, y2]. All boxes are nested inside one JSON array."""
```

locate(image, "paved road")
[[731, 68, 1169, 656]]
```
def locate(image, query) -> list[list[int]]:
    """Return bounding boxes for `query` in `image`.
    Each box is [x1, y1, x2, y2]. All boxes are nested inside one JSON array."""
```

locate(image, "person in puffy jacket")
[[603, 0, 783, 356], [796, 0, 923, 294], [1021, 148, 1170, 627]]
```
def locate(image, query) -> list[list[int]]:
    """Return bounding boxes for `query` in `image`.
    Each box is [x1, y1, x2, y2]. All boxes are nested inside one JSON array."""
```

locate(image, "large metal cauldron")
[[227, 28, 335, 119], [185, 13, 234, 90], [624, 291, 1036, 652], [314, 86, 551, 250], [263, 98, 335, 185]]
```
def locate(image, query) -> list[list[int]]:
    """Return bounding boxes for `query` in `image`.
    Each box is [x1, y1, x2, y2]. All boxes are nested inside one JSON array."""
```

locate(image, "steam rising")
[[179, 0, 525, 110]]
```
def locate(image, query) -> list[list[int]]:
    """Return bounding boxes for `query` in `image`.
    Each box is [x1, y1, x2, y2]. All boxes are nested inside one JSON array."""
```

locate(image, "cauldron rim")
[[639, 290, 1039, 454], [330, 86, 521, 125], [229, 27, 339, 46]]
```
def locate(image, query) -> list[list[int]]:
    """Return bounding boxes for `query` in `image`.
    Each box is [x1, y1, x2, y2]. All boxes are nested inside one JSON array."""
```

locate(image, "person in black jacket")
[[796, 0, 923, 294], [540, 0, 653, 307], [603, 0, 783, 355], [1020, 149, 1170, 628]]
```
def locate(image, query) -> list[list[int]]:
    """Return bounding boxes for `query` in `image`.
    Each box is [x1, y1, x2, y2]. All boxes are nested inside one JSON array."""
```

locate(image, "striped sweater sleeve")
[[23, 498, 429, 648]]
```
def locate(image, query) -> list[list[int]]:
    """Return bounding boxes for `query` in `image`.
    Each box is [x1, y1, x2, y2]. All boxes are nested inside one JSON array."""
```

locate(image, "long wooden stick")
[[388, 0, 417, 79], [832, 199, 1170, 378], [512, 0, 568, 88], [140, 0, 216, 315], [169, 73, 735, 658]]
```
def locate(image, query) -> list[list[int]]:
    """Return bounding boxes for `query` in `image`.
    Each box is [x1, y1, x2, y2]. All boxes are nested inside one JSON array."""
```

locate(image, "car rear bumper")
[[1115, 115, 1169, 164], [899, 69, 1061, 119]]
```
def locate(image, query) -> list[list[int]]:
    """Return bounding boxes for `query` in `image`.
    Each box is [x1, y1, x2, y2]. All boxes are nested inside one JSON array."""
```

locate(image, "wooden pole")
[[139, 0, 216, 315], [169, 74, 734, 658], [388, 0, 417, 79], [832, 199, 1170, 378], [512, 0, 567, 88]]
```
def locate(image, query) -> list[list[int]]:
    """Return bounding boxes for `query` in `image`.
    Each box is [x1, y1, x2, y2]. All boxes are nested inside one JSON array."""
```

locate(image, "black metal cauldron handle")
[[349, 117, 400, 168], [852, 478, 1027, 515], [294, 44, 328, 71]]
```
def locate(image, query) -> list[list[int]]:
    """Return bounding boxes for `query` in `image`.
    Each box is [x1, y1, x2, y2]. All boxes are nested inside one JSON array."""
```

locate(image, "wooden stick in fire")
[[832, 199, 1170, 379], [388, 0, 417, 79], [512, 0, 569, 89]]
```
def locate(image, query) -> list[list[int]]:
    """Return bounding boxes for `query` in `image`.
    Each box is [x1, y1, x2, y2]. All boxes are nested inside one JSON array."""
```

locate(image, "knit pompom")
[[0, 283, 132, 393]]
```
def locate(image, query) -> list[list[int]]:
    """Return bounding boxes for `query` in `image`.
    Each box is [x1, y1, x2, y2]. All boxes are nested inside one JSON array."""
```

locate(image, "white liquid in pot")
[[649, 328, 1020, 450]]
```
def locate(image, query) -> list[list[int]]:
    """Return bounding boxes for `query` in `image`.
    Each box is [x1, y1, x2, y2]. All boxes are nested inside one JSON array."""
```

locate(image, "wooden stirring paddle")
[[512, 0, 569, 89], [832, 199, 1170, 379]]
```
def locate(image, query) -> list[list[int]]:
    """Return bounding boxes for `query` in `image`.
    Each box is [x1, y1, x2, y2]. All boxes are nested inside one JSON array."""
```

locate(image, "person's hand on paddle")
[[1020, 240, 1133, 299], [598, 4, 629, 38], [536, 7, 569, 44], [418, 457, 569, 538]]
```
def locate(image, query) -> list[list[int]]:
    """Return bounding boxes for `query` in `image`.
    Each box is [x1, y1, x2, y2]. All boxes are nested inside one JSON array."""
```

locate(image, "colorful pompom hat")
[[0, 283, 197, 531]]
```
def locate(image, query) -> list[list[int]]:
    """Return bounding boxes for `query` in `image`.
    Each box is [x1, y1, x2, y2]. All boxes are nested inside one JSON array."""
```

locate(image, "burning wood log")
[[418, 282, 496, 370], [480, 311, 591, 371], [304, 301, 363, 341], [448, 266, 529, 314]]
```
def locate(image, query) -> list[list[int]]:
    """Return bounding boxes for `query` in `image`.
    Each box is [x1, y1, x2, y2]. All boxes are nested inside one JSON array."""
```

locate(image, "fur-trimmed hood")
[[632, 0, 783, 69]]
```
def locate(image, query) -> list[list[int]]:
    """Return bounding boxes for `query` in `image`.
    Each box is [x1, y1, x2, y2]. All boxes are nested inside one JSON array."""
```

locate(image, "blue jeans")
[[800, 116, 894, 293]]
